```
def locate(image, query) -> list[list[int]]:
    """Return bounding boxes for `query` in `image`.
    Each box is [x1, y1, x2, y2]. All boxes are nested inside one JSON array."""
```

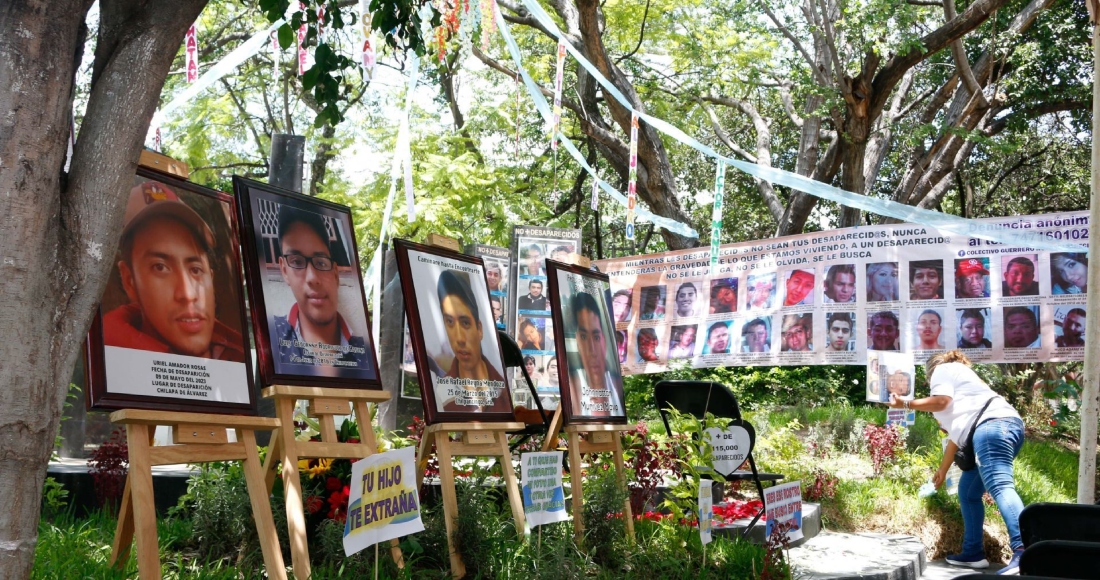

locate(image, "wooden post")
[[260, 385, 403, 580], [415, 421, 525, 579], [562, 423, 635, 545], [107, 410, 285, 580]]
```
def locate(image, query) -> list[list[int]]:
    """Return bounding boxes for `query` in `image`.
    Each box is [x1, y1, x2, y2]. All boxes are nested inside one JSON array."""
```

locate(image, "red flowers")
[[327, 485, 350, 522], [305, 495, 324, 515]]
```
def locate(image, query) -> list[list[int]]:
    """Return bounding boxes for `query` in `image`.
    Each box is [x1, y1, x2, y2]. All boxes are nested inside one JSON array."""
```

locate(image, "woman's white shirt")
[[929, 362, 1020, 444]]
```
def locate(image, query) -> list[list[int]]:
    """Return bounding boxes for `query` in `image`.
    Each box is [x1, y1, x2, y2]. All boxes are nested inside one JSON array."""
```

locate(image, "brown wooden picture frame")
[[546, 259, 628, 425], [84, 167, 257, 414], [393, 239, 515, 425], [233, 177, 382, 390]]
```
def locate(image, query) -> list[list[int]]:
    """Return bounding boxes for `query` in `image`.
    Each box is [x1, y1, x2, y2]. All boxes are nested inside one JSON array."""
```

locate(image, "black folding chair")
[[1020, 540, 1100, 579], [498, 331, 552, 450], [1020, 502, 1100, 547], [654, 380, 783, 537]]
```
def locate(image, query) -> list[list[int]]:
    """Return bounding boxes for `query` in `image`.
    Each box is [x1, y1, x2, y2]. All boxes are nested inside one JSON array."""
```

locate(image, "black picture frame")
[[546, 259, 628, 425], [84, 167, 257, 414], [393, 239, 515, 425], [233, 177, 382, 389]]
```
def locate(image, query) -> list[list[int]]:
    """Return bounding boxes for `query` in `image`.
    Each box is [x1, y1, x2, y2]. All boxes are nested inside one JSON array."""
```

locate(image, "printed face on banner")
[[823, 264, 857, 303], [866, 262, 899, 302], [553, 267, 626, 421], [824, 312, 853, 352], [912, 309, 945, 351], [783, 270, 815, 306], [708, 278, 738, 314], [780, 314, 812, 352], [1003, 305, 1041, 349], [745, 273, 776, 310], [612, 288, 633, 322], [399, 243, 511, 418], [668, 325, 698, 359], [636, 328, 661, 362], [867, 310, 900, 351], [740, 318, 770, 353], [639, 285, 667, 320], [954, 258, 991, 299], [956, 308, 992, 349], [704, 321, 732, 354], [673, 282, 700, 317], [909, 260, 944, 300], [1054, 305, 1086, 348], [1050, 252, 1088, 295], [238, 181, 379, 385], [89, 172, 253, 412], [1001, 255, 1039, 297]]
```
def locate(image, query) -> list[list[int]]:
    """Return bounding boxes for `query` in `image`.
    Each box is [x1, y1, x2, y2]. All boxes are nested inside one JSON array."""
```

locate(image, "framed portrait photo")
[[233, 177, 381, 389], [546, 260, 628, 425], [393, 239, 514, 424], [84, 168, 256, 414]]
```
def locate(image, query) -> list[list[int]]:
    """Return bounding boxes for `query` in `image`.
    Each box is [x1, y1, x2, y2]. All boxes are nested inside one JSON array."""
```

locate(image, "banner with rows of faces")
[[594, 211, 1090, 375]]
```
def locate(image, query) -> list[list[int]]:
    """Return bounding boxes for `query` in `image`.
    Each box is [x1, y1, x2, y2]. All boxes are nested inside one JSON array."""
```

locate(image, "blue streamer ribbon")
[[514, 0, 1086, 253]]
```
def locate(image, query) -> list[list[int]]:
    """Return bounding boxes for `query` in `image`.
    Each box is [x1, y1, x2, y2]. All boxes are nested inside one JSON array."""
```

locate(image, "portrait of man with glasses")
[[271, 204, 372, 374]]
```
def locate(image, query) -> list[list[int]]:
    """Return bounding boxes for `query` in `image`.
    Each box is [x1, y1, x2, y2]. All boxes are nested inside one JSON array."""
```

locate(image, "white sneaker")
[[945, 553, 990, 569]]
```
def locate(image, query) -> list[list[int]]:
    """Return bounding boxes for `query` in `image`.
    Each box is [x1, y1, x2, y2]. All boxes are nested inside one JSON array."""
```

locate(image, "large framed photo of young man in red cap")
[[234, 177, 381, 389], [546, 260, 627, 425], [393, 239, 514, 424], [84, 168, 255, 414]]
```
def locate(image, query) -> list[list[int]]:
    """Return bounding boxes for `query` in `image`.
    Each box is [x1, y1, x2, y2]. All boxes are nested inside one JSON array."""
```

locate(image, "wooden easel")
[[107, 409, 286, 580], [414, 421, 527, 578], [260, 385, 403, 580], [542, 421, 635, 544]]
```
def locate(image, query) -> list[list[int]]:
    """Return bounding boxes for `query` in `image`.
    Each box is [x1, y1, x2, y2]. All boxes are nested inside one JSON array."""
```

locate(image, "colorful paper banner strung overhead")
[[185, 24, 198, 83], [710, 160, 726, 275]]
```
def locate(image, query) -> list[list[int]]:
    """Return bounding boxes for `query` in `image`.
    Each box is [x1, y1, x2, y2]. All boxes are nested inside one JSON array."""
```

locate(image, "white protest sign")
[[698, 479, 713, 545], [705, 425, 750, 476], [521, 451, 569, 527], [764, 481, 803, 542], [343, 446, 424, 556]]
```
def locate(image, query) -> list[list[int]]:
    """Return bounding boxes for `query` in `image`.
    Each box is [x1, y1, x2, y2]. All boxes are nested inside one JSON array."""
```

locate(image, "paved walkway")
[[788, 531, 1010, 579]]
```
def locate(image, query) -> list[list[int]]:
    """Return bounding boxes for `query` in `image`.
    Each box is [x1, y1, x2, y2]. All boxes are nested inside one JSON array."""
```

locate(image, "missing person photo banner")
[[546, 260, 627, 425], [508, 225, 582, 410], [394, 239, 514, 424], [85, 169, 255, 414], [594, 210, 1090, 374], [234, 177, 381, 389]]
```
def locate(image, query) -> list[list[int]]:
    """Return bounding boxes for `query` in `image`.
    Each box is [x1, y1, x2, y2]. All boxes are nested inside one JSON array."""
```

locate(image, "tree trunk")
[[0, 1, 206, 576]]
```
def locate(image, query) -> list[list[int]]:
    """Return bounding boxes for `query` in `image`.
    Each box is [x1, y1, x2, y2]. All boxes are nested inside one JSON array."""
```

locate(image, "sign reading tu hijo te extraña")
[[343, 447, 424, 556]]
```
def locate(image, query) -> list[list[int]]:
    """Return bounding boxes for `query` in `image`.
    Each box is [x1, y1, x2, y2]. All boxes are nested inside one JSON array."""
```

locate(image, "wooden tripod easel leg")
[[568, 431, 585, 544], [262, 427, 283, 494], [111, 425, 156, 569], [435, 435, 467, 579], [126, 423, 161, 579], [612, 433, 635, 541], [275, 397, 311, 580], [497, 431, 527, 538], [239, 429, 288, 578], [108, 476, 134, 568]]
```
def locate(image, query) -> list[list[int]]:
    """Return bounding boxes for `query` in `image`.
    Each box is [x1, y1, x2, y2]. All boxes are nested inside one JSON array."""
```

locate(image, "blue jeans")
[[958, 417, 1026, 555]]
